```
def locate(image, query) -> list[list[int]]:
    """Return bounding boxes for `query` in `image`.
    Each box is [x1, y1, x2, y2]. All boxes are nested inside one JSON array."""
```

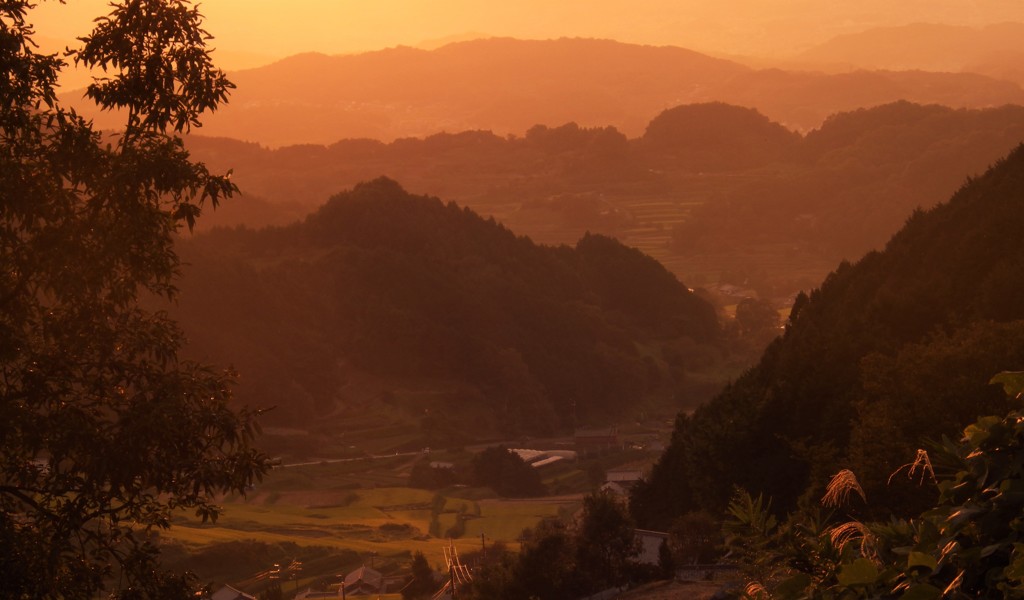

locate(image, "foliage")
[[669, 510, 723, 565], [258, 583, 283, 600], [725, 372, 1024, 599], [641, 102, 801, 171], [401, 551, 437, 600], [575, 490, 642, 591], [495, 519, 581, 600], [0, 1, 268, 598], [849, 320, 1024, 516], [455, 541, 515, 600], [466, 490, 643, 599], [409, 461, 459, 490], [634, 146, 1024, 527], [735, 297, 781, 339], [575, 232, 718, 338], [471, 447, 545, 498]]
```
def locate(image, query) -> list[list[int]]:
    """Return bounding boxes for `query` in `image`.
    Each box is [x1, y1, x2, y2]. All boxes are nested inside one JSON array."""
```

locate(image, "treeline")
[[410, 447, 544, 498], [460, 491, 646, 600], [672, 102, 1024, 261], [631, 144, 1024, 528], [187, 101, 1024, 296], [173, 178, 719, 435]]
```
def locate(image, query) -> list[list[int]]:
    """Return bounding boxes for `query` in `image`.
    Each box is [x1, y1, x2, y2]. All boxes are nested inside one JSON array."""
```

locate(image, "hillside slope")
[[632, 144, 1024, 526], [173, 178, 719, 444]]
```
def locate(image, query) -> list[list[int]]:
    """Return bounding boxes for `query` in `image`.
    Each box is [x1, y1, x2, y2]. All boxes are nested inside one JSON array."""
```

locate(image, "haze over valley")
[[11, 2, 1024, 598]]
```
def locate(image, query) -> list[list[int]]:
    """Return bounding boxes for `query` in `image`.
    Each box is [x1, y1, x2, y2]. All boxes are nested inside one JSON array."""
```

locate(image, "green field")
[[169, 485, 575, 562], [161, 459, 583, 593], [156, 422, 668, 596]]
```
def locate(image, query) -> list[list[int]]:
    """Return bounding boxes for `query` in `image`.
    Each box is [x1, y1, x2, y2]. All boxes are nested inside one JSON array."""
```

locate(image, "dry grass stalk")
[[943, 569, 964, 596], [887, 449, 936, 485], [829, 520, 873, 555], [745, 581, 770, 599], [939, 540, 959, 563], [822, 469, 866, 507]]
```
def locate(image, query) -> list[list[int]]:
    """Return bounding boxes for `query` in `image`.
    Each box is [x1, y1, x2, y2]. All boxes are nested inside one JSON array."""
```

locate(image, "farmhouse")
[[293, 590, 340, 599], [209, 585, 256, 600], [343, 565, 386, 595], [606, 468, 644, 488]]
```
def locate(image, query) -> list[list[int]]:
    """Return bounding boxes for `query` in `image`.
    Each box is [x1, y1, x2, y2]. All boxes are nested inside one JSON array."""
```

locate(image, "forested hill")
[[632, 144, 1024, 528], [173, 178, 719, 438], [186, 101, 1024, 302]]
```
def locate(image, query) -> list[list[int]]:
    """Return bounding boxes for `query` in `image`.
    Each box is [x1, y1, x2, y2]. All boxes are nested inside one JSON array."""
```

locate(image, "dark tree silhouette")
[[0, 1, 268, 597], [402, 551, 438, 599], [471, 446, 545, 497]]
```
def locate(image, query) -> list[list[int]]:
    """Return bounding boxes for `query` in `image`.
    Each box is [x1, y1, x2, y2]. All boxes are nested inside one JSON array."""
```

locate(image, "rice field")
[[164, 458, 582, 573]]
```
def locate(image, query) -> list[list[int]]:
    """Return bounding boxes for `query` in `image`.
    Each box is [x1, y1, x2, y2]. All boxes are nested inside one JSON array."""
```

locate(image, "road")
[[279, 450, 424, 469]]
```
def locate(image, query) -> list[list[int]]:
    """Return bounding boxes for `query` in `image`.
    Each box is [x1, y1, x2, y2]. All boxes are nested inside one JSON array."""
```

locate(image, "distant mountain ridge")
[[64, 37, 1024, 146], [796, 22, 1024, 85]]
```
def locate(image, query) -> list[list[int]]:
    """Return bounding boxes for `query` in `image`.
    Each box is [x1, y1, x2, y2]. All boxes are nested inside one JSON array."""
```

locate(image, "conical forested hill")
[[173, 178, 719, 439], [632, 144, 1024, 527]]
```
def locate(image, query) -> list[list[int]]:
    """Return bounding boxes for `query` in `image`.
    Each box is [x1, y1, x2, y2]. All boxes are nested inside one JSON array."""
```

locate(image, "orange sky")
[[30, 0, 1024, 72]]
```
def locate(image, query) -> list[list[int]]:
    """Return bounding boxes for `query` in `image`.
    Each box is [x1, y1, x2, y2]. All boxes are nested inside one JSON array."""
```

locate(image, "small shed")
[[635, 529, 670, 566]]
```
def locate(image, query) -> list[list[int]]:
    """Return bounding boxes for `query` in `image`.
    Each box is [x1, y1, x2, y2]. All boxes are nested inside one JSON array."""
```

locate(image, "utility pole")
[[449, 539, 457, 600], [288, 559, 303, 593]]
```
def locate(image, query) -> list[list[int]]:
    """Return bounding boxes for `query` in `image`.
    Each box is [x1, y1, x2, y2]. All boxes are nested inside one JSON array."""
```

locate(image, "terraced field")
[[161, 457, 583, 594]]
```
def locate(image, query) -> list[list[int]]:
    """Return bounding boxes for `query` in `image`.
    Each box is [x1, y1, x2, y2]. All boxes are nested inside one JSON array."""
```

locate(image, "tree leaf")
[[901, 583, 942, 600], [1005, 545, 1024, 584], [774, 572, 812, 598], [837, 558, 879, 587], [991, 371, 1024, 399], [907, 551, 938, 573]]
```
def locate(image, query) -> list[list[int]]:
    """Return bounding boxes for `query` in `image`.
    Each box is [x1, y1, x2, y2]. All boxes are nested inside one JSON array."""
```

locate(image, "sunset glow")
[[32, 0, 1024, 70], [11, 0, 1024, 595]]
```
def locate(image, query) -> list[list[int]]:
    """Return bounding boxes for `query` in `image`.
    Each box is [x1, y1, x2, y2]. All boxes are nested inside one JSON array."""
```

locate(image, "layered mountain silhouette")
[[796, 22, 1024, 86], [186, 101, 1024, 302], [64, 38, 1024, 146]]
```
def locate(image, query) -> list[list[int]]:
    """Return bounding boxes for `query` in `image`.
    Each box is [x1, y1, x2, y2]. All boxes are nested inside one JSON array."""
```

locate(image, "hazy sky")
[[30, 0, 1024, 70]]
